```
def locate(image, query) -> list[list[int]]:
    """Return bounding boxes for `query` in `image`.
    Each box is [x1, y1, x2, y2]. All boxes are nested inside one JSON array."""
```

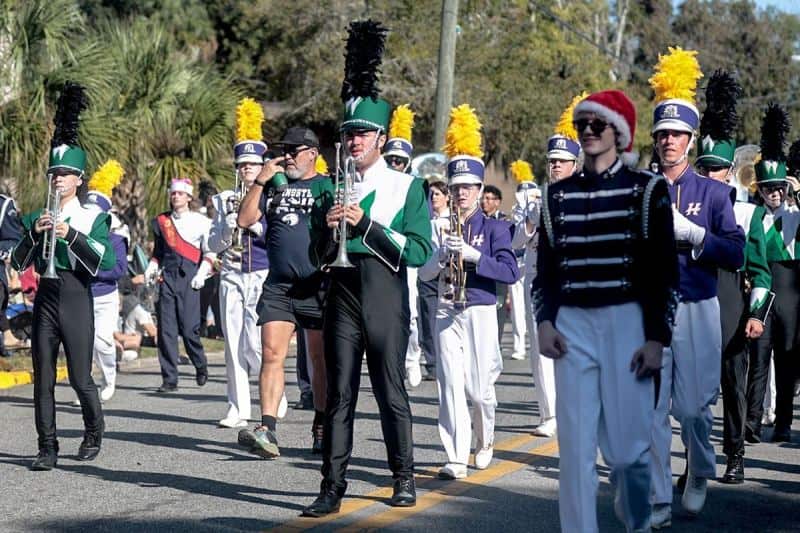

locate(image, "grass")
[[0, 337, 226, 373]]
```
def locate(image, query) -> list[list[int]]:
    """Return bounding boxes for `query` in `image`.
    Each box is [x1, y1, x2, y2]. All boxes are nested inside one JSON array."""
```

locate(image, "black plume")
[[699, 70, 742, 141], [788, 140, 800, 175], [51, 81, 88, 148], [759, 102, 790, 162], [340, 20, 388, 103]]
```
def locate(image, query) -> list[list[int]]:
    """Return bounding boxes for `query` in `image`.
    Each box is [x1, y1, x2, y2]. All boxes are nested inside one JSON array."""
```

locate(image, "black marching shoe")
[[745, 424, 761, 444], [157, 382, 178, 393], [196, 367, 208, 387], [390, 477, 416, 507], [30, 447, 58, 471], [77, 429, 103, 461], [311, 423, 324, 454], [293, 391, 314, 410], [302, 481, 344, 517], [720, 453, 744, 484], [771, 426, 791, 443]]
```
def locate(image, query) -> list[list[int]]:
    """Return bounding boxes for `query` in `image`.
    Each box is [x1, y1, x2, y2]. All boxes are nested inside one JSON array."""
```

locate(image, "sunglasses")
[[283, 146, 313, 159], [573, 119, 609, 136], [385, 156, 407, 166], [760, 184, 787, 194]]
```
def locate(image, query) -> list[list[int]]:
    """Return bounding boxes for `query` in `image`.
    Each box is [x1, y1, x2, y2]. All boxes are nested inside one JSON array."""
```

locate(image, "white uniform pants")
[[651, 298, 721, 505], [219, 269, 268, 421], [763, 356, 776, 412], [435, 303, 502, 465], [405, 267, 422, 369], [93, 290, 119, 388], [509, 276, 527, 356], [555, 303, 654, 533], [524, 272, 556, 421]]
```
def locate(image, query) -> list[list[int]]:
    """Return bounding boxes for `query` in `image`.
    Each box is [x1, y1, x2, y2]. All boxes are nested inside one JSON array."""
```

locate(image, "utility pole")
[[433, 0, 459, 150]]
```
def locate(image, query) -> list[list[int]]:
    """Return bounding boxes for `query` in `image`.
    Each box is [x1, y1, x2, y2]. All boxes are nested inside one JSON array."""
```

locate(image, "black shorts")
[[256, 275, 326, 330]]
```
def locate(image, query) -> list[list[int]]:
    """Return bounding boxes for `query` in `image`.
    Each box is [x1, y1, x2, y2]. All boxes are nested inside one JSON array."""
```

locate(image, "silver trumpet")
[[41, 177, 61, 279], [229, 168, 248, 253], [330, 142, 356, 268]]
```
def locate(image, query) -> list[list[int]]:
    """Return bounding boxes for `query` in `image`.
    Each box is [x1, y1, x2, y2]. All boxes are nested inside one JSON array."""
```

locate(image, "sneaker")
[[474, 446, 493, 470], [100, 385, 115, 402], [761, 408, 776, 427], [650, 503, 671, 529], [406, 364, 422, 388], [277, 394, 288, 419], [250, 426, 280, 459], [681, 474, 707, 515], [237, 427, 257, 449], [219, 417, 248, 428], [533, 417, 557, 437], [510, 352, 526, 361], [438, 463, 468, 479]]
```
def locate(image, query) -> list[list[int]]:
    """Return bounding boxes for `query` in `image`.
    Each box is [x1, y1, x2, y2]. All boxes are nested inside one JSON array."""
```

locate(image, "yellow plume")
[[443, 104, 483, 159], [389, 104, 415, 142], [315, 154, 329, 175], [510, 160, 534, 183], [554, 92, 589, 140], [88, 159, 124, 198], [235, 97, 264, 142], [649, 46, 703, 103]]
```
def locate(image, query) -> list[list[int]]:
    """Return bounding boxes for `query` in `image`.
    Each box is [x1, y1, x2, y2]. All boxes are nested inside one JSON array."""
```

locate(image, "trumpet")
[[443, 195, 467, 306], [41, 176, 61, 280], [229, 168, 248, 253], [330, 142, 357, 268]]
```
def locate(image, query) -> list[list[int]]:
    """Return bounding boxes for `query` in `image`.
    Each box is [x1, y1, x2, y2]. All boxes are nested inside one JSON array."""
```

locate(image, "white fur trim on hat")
[[573, 100, 632, 151]]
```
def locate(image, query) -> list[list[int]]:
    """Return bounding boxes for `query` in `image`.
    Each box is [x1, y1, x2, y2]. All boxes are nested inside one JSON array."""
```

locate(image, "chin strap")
[[656, 133, 695, 168], [353, 130, 383, 163]]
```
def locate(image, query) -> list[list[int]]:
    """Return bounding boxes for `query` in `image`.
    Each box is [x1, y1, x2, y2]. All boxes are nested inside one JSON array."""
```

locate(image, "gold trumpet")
[[41, 176, 61, 279], [229, 168, 248, 253], [443, 195, 467, 306]]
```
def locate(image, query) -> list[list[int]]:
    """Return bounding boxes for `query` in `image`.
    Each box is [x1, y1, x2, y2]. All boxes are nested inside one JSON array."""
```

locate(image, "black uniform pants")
[[157, 269, 207, 385], [322, 256, 414, 490], [32, 273, 103, 450], [296, 327, 312, 396], [717, 270, 750, 456], [417, 277, 439, 372], [749, 262, 800, 433]]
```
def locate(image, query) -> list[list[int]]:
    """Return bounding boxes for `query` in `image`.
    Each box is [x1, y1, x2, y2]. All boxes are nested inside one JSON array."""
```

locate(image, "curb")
[[0, 367, 69, 390]]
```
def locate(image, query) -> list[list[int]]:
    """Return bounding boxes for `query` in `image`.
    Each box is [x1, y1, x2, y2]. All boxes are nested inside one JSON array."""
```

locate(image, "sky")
[[674, 0, 800, 15]]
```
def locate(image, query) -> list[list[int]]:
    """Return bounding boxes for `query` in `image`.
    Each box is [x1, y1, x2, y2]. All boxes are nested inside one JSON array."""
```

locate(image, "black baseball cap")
[[273, 127, 320, 148]]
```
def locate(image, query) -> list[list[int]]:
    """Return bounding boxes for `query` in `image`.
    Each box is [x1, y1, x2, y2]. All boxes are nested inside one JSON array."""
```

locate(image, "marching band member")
[[696, 71, 772, 484], [84, 160, 129, 403], [534, 89, 678, 533], [418, 104, 519, 479], [749, 105, 800, 444], [236, 126, 328, 457], [302, 20, 432, 517], [383, 105, 425, 388], [12, 83, 116, 469], [546, 93, 586, 184], [0, 191, 22, 358], [145, 177, 216, 393], [507, 165, 530, 363], [647, 48, 745, 527], [208, 98, 271, 428]]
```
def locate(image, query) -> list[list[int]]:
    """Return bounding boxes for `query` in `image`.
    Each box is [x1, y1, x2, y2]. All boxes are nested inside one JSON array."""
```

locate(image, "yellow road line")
[[335, 440, 559, 532], [266, 433, 537, 532]]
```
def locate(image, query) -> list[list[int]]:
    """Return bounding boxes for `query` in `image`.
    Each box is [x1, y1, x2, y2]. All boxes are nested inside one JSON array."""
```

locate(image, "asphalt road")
[[0, 332, 798, 532]]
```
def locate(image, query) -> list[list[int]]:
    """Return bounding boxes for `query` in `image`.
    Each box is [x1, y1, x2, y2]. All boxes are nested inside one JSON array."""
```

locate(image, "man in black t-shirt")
[[237, 127, 328, 457]]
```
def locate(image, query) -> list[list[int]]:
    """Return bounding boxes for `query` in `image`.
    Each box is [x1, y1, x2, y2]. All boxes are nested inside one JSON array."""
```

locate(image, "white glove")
[[446, 235, 482, 264], [673, 208, 706, 246], [190, 261, 212, 290], [224, 212, 238, 230], [247, 221, 264, 237], [144, 261, 159, 285]]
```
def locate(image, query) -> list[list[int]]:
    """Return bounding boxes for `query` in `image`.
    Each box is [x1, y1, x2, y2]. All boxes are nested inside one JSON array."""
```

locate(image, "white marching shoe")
[[474, 446, 494, 470], [650, 503, 671, 529], [682, 474, 707, 515], [510, 351, 526, 361], [533, 417, 557, 437], [277, 394, 288, 419], [438, 463, 468, 479], [406, 364, 422, 388], [219, 417, 248, 428], [100, 385, 115, 402]]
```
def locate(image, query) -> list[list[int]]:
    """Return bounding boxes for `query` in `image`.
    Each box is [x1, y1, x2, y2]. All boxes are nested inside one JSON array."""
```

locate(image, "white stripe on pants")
[[93, 290, 119, 388], [509, 276, 527, 356], [555, 303, 654, 533], [219, 269, 267, 421], [405, 267, 422, 368], [435, 303, 502, 465], [524, 272, 556, 420], [651, 297, 721, 505]]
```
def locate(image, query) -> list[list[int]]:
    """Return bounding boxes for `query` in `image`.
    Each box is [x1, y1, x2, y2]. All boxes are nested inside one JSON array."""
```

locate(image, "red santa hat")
[[573, 89, 638, 166]]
